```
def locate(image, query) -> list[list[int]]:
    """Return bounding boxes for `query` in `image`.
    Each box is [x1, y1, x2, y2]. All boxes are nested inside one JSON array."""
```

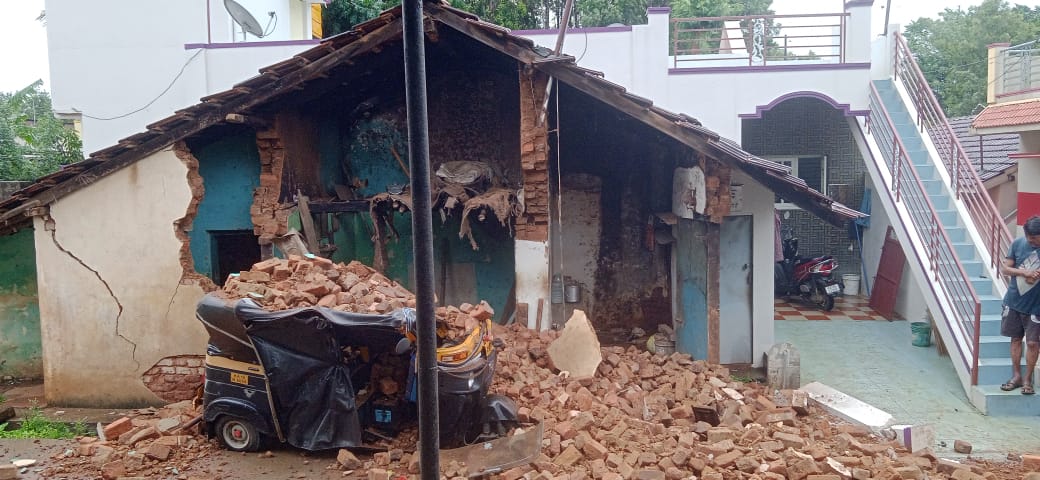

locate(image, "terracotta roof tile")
[[971, 100, 1040, 130]]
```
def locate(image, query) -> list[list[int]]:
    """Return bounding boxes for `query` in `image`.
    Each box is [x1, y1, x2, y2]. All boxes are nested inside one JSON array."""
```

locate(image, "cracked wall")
[[33, 147, 208, 407]]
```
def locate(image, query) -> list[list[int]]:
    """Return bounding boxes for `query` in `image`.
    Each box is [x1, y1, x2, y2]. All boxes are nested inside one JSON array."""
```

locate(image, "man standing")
[[1000, 215, 1040, 395]]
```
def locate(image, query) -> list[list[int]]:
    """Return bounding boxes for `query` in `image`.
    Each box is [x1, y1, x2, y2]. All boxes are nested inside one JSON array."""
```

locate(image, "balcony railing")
[[998, 40, 1040, 98], [670, 13, 848, 68], [893, 33, 1012, 278], [868, 84, 983, 385]]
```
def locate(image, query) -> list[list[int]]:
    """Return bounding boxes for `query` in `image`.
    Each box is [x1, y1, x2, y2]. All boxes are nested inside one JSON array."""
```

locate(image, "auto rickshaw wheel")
[[216, 416, 261, 452]]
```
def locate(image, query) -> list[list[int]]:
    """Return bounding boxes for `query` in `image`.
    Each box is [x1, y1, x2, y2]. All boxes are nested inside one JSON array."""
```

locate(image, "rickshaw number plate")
[[230, 373, 249, 385]]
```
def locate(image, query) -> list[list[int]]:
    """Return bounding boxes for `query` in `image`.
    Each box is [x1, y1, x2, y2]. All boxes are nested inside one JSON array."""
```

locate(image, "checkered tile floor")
[[774, 295, 889, 321]]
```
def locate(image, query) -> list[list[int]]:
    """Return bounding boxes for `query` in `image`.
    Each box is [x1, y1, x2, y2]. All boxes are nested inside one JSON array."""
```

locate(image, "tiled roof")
[[949, 116, 1018, 182], [971, 99, 1040, 130], [0, 1, 864, 231]]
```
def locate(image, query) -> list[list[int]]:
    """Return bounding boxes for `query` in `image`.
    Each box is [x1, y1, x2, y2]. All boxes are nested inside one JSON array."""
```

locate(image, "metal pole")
[[402, 0, 439, 477], [553, 0, 575, 54]]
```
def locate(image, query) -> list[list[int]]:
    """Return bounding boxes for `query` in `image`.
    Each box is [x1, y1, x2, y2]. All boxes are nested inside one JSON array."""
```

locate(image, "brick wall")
[[142, 355, 205, 403], [741, 98, 866, 281], [516, 67, 550, 242]]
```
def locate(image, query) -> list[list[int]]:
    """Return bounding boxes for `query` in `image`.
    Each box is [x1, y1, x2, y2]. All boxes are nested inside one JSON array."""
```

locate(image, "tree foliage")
[[904, 0, 1040, 117], [0, 81, 83, 181], [323, 0, 772, 34]]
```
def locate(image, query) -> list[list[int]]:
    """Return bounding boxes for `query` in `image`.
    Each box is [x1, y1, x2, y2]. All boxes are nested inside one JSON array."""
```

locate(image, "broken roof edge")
[[0, 0, 863, 231]]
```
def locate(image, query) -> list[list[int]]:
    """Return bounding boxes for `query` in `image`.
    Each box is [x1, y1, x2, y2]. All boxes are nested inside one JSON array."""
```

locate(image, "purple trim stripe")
[[185, 39, 321, 50], [669, 62, 870, 75], [511, 25, 632, 35], [739, 90, 869, 118], [647, 7, 671, 14], [844, 0, 874, 8]]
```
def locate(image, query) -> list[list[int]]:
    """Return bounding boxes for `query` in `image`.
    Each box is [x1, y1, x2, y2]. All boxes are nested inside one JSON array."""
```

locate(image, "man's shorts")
[[1000, 306, 1040, 342]]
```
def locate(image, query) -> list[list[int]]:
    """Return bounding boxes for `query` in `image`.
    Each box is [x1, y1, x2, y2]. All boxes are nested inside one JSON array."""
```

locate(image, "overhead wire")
[[80, 49, 204, 121]]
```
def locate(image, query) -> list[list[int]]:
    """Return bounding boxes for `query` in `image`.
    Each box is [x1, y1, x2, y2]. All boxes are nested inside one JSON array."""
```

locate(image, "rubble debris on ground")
[[222, 255, 492, 338], [32, 321, 1040, 479], [27, 255, 1040, 479], [38, 400, 217, 480]]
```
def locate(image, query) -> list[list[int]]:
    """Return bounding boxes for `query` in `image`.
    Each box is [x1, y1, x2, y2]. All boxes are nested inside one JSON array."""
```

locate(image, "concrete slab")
[[547, 310, 602, 379], [801, 381, 894, 430]]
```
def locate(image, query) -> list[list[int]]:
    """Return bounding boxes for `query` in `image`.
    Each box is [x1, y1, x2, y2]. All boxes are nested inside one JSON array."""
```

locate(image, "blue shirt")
[[1004, 236, 1040, 315]]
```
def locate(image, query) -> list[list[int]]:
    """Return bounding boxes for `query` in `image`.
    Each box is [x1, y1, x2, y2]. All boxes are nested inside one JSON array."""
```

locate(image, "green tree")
[[0, 81, 83, 181], [321, 0, 771, 34], [904, 0, 1040, 117]]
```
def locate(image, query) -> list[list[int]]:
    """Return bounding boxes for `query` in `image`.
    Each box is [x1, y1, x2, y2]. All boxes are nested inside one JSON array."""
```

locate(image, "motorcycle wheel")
[[812, 287, 835, 312]]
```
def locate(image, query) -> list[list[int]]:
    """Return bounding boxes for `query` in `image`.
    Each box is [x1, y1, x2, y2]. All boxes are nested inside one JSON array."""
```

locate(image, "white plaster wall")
[[34, 149, 208, 406], [515, 239, 551, 330], [201, 44, 319, 95], [858, 177, 927, 321], [558, 176, 602, 313], [517, 9, 873, 142], [45, 0, 315, 155], [731, 171, 775, 367]]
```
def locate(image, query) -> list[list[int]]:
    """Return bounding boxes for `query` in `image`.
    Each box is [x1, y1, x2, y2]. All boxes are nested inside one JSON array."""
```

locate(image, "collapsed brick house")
[[0, 3, 861, 405]]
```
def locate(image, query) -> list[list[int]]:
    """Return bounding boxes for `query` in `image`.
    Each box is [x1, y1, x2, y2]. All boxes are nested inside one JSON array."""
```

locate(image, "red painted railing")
[[868, 84, 983, 385], [893, 33, 1012, 278]]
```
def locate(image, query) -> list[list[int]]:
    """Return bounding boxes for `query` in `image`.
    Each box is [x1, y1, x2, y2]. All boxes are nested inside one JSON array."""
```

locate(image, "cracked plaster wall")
[[33, 147, 208, 407]]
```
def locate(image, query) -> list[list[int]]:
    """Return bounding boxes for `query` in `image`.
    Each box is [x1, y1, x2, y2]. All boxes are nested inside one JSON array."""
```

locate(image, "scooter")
[[774, 235, 841, 311]]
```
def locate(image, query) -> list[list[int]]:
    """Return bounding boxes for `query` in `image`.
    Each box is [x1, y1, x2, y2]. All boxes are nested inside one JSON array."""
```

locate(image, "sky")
[[5, 0, 1040, 93]]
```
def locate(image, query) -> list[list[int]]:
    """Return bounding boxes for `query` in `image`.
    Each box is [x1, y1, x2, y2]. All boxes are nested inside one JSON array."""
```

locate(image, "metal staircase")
[[857, 34, 1040, 415]]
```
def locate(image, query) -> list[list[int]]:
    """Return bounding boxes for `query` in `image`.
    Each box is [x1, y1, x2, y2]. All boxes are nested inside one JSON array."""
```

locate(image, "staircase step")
[[979, 313, 1003, 336], [977, 357, 1017, 385], [973, 384, 1040, 415], [907, 149, 930, 166], [914, 164, 937, 180], [941, 227, 967, 242], [951, 242, 976, 259], [935, 209, 960, 227], [978, 335, 1010, 358], [980, 294, 1003, 315], [921, 179, 944, 195]]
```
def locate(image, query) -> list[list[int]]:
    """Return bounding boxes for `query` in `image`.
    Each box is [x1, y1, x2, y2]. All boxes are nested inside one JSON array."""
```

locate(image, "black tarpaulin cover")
[[234, 298, 411, 450]]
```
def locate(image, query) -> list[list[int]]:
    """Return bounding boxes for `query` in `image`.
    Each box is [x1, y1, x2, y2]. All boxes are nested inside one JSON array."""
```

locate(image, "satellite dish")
[[224, 0, 270, 39]]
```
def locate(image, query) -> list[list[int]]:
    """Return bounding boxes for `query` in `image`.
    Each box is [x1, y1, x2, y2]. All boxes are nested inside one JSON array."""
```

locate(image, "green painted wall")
[[316, 114, 515, 318], [187, 133, 262, 281], [0, 229, 42, 378]]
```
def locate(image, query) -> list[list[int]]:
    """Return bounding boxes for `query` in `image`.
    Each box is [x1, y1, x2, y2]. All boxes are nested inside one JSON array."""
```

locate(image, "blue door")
[[674, 220, 709, 359]]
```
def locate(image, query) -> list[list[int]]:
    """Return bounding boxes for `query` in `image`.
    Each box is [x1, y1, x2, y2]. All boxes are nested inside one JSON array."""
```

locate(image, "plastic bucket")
[[842, 274, 860, 296], [911, 322, 932, 347]]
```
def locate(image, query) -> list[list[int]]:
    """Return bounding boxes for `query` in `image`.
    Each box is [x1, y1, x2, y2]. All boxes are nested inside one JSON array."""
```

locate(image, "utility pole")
[[401, 0, 439, 478]]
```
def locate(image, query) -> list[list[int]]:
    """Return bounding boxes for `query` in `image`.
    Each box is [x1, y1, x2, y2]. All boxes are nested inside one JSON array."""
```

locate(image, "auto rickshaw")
[[195, 293, 517, 451]]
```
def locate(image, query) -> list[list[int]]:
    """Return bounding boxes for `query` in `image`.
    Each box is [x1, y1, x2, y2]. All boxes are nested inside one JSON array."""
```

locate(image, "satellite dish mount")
[[224, 0, 277, 41]]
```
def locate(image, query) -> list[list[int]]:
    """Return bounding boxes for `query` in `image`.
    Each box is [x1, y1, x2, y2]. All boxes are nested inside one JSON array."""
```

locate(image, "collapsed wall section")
[[172, 141, 217, 291], [253, 121, 290, 244]]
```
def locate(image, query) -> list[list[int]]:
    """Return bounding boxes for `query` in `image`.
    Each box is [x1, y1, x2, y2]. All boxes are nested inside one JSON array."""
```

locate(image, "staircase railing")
[[893, 32, 1012, 278], [868, 83, 983, 385]]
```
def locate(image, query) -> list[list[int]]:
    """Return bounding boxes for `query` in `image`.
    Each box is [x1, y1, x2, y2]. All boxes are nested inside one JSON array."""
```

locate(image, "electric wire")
[[80, 49, 204, 121]]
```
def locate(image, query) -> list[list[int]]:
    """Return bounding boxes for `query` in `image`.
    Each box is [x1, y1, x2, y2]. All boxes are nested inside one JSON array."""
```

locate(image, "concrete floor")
[[775, 318, 1040, 459]]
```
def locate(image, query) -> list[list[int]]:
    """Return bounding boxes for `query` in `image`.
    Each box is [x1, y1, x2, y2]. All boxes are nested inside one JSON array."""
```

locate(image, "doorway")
[[210, 230, 261, 283], [720, 215, 753, 364]]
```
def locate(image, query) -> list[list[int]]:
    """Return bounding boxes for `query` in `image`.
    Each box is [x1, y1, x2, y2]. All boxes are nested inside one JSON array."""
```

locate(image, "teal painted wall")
[[188, 133, 262, 281], [318, 111, 516, 318], [0, 229, 42, 378]]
